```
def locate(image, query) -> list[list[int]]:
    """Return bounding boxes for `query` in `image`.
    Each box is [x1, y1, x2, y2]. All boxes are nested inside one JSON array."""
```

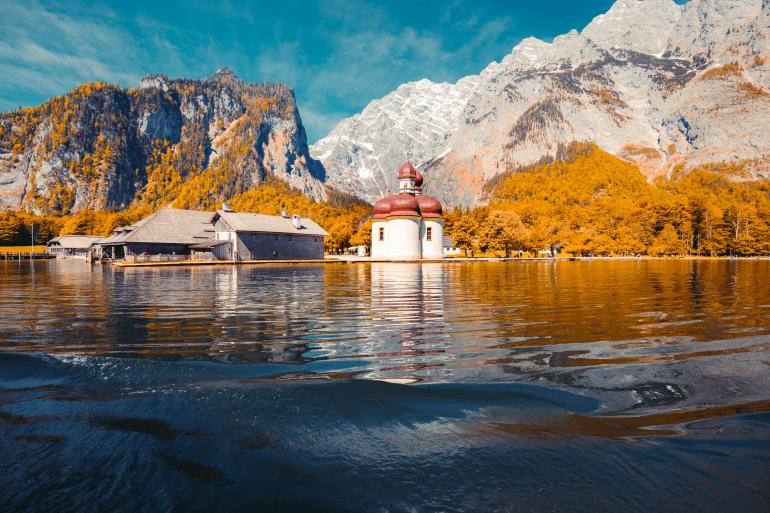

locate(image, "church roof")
[[397, 162, 419, 179], [373, 162, 443, 218]]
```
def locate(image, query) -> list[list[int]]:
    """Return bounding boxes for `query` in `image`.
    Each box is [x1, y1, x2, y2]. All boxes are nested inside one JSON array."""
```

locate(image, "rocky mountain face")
[[311, 0, 770, 207], [0, 68, 325, 214]]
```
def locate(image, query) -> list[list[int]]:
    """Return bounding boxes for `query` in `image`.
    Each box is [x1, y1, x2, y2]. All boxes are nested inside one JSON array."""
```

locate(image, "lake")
[[1, 259, 769, 512]]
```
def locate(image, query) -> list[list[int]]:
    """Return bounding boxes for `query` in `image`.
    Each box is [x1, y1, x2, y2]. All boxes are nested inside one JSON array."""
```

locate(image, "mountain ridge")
[[0, 69, 326, 215], [311, 0, 770, 207]]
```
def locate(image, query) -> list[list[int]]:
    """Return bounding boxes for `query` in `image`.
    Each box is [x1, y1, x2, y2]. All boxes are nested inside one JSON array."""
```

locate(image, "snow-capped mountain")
[[311, 0, 770, 206], [309, 77, 480, 200]]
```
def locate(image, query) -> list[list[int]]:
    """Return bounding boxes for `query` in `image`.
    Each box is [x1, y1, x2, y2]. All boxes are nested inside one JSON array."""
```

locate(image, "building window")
[[426, 226, 432, 241], [378, 227, 385, 241]]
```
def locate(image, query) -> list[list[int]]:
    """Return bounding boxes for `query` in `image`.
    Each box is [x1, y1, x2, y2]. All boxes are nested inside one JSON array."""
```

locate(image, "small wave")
[[0, 352, 69, 390]]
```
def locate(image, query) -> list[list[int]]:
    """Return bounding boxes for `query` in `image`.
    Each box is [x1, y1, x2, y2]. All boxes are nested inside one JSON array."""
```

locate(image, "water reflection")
[[367, 263, 447, 383], [2, 260, 770, 511], [0, 259, 769, 414]]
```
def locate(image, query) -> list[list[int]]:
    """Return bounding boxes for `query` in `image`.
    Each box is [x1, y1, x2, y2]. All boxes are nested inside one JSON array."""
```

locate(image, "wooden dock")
[[0, 251, 54, 260]]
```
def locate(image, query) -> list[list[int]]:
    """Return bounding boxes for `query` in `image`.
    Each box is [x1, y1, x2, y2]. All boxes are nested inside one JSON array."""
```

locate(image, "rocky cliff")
[[311, 0, 770, 206], [0, 68, 325, 214]]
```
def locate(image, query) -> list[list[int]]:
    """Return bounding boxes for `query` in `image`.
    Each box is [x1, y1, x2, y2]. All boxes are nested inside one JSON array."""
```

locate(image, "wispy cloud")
[[0, 0, 521, 141], [256, 0, 515, 139], [0, 1, 147, 105]]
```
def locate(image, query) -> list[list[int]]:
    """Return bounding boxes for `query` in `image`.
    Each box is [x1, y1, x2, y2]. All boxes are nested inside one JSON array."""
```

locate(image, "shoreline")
[[108, 254, 770, 268]]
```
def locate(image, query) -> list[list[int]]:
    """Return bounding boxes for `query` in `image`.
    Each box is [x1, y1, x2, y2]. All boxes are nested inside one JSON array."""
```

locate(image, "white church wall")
[[371, 220, 388, 258], [421, 220, 444, 259], [384, 217, 422, 259]]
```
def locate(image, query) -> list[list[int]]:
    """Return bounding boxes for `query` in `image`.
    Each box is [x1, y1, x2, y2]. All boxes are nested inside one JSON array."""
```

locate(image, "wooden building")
[[99, 208, 214, 261], [46, 236, 103, 259], [209, 209, 328, 260], [98, 206, 329, 261], [442, 236, 462, 256]]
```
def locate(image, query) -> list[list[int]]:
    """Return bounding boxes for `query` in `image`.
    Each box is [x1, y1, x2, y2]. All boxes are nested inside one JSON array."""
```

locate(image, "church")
[[370, 162, 444, 260]]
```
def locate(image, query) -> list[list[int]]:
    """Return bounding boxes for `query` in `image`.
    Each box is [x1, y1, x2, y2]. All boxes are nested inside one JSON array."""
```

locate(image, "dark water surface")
[[1, 259, 769, 512]]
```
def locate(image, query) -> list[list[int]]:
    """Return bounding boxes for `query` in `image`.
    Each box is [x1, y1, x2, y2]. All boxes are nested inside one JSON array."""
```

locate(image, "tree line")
[[445, 144, 770, 257], [0, 178, 370, 253]]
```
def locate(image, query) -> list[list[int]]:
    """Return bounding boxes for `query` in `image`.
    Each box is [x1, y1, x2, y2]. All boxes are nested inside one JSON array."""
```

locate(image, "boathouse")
[[98, 206, 329, 261], [208, 208, 328, 260], [99, 208, 214, 261], [46, 235, 103, 259]]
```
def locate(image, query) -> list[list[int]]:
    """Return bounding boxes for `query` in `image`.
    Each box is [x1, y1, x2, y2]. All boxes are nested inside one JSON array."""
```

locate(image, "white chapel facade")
[[370, 162, 444, 260]]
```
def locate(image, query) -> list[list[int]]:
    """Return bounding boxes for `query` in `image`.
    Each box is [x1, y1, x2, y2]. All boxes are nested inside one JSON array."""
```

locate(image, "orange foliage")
[[229, 180, 370, 252], [701, 62, 741, 80], [453, 144, 770, 257]]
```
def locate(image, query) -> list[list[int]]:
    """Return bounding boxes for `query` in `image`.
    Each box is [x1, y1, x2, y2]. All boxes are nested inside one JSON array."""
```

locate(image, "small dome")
[[416, 195, 443, 218], [373, 197, 392, 219], [398, 162, 418, 180], [388, 193, 421, 217], [414, 170, 424, 188]]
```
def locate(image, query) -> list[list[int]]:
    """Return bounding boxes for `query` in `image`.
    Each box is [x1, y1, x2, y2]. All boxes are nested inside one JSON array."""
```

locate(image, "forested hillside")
[[445, 144, 770, 257]]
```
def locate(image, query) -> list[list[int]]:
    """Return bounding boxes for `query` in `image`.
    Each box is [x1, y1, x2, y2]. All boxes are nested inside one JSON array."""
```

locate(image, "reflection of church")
[[368, 263, 448, 383], [371, 162, 444, 260]]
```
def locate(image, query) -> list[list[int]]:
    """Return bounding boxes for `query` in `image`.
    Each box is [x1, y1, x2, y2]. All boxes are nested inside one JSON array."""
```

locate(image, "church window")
[[426, 226, 432, 241], [379, 227, 385, 241]]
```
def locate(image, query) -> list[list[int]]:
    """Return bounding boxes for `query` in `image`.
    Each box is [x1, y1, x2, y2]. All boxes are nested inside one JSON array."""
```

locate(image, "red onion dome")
[[416, 194, 443, 218], [388, 193, 421, 217], [373, 196, 392, 219], [398, 162, 418, 180], [414, 170, 424, 188]]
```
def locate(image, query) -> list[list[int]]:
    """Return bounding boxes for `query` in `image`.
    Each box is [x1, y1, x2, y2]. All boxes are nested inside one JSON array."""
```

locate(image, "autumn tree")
[[0, 212, 23, 244], [648, 223, 686, 256], [349, 218, 373, 249], [447, 209, 479, 256], [478, 210, 529, 257]]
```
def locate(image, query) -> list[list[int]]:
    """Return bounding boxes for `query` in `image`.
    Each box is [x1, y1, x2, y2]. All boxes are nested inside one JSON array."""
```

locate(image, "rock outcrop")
[[0, 68, 325, 214]]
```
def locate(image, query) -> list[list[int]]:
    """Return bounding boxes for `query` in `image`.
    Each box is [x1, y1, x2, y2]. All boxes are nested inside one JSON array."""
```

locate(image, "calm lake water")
[[1, 259, 769, 512]]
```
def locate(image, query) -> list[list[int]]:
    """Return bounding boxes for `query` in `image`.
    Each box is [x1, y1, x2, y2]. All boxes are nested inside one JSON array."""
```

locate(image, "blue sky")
[[0, 0, 622, 142]]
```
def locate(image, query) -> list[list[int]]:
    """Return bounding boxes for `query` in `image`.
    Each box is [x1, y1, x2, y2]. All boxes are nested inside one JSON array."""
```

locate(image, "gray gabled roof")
[[214, 210, 329, 237], [47, 235, 103, 249], [100, 208, 214, 245], [443, 235, 455, 248], [190, 239, 229, 249]]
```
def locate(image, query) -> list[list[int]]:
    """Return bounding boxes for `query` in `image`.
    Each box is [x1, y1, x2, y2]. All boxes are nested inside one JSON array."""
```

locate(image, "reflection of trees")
[[447, 260, 760, 346], [443, 260, 770, 382]]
